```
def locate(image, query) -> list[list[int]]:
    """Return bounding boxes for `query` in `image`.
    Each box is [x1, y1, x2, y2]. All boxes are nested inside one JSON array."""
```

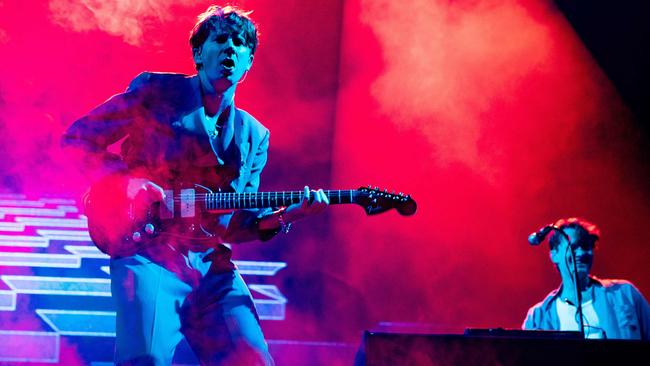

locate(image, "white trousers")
[[110, 249, 273, 365]]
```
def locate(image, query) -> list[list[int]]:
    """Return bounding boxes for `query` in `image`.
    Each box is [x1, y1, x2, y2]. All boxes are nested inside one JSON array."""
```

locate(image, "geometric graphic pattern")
[[0, 193, 287, 363]]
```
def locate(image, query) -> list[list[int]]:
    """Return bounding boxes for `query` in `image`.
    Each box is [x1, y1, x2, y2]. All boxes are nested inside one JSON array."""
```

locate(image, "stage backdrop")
[[0, 0, 649, 365]]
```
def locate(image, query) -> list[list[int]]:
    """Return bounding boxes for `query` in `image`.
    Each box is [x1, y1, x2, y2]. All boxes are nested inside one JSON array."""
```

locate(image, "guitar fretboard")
[[204, 190, 363, 210]]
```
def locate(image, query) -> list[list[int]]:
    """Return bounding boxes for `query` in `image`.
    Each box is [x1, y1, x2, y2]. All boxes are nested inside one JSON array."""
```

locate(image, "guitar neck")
[[204, 190, 362, 210]]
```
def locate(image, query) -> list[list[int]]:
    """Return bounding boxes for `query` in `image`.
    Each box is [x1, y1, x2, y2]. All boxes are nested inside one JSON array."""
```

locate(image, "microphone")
[[528, 225, 554, 246]]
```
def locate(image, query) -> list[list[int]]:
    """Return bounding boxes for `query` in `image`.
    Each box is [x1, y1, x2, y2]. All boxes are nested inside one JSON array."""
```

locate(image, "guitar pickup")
[[179, 189, 196, 218]]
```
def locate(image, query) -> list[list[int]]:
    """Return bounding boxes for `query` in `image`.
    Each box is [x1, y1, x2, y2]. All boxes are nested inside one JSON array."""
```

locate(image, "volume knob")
[[144, 223, 155, 235]]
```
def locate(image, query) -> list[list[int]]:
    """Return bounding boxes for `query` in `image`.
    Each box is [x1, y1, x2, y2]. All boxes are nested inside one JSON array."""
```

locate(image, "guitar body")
[[84, 173, 230, 257]]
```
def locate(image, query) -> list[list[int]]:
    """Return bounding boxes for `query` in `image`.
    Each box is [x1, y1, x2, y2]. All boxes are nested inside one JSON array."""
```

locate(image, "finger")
[[306, 190, 327, 213], [312, 189, 322, 203], [315, 196, 327, 211], [317, 189, 329, 205]]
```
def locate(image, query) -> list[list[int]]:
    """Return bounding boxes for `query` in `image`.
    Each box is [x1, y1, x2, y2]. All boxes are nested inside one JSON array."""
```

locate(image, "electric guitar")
[[84, 177, 417, 256]]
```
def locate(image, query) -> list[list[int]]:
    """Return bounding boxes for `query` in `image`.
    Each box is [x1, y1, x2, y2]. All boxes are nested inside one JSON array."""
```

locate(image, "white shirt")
[[556, 297, 606, 339]]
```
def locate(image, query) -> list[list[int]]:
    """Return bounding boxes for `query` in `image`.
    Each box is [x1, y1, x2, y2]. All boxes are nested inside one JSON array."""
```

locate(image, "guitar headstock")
[[356, 186, 417, 216]]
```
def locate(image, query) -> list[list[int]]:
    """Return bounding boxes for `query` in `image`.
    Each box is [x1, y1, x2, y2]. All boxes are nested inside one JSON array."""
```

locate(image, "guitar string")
[[167, 196, 348, 201], [168, 196, 367, 203], [165, 190, 365, 200], [164, 191, 375, 205]]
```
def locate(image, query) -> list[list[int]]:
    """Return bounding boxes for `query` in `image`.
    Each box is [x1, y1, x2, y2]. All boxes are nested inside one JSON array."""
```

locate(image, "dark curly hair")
[[189, 5, 259, 69], [548, 217, 600, 250]]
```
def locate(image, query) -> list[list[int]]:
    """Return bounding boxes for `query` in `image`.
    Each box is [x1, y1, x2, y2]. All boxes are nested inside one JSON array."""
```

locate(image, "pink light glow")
[[0, 0, 649, 364]]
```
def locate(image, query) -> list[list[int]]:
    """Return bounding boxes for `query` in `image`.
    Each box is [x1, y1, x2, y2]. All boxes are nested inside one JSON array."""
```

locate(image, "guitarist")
[[62, 5, 328, 365]]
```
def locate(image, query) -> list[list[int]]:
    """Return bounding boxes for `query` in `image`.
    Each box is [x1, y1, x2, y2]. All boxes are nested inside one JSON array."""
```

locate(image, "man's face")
[[550, 227, 595, 281], [194, 25, 253, 89]]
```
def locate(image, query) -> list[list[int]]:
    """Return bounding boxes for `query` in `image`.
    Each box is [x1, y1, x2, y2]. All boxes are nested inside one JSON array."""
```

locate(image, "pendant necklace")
[[205, 113, 223, 139]]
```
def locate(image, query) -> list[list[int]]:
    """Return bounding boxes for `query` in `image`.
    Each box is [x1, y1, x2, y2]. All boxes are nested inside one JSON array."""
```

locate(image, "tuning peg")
[[399, 192, 403, 196], [132, 231, 142, 242]]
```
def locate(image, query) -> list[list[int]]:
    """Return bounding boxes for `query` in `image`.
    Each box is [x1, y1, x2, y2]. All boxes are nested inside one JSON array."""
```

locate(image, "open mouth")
[[221, 59, 235, 69]]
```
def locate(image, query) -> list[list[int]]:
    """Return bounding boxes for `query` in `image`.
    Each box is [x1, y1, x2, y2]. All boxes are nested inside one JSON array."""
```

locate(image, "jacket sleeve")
[[631, 284, 650, 340], [223, 128, 281, 243], [522, 306, 537, 330], [245, 128, 269, 193], [61, 72, 151, 181]]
